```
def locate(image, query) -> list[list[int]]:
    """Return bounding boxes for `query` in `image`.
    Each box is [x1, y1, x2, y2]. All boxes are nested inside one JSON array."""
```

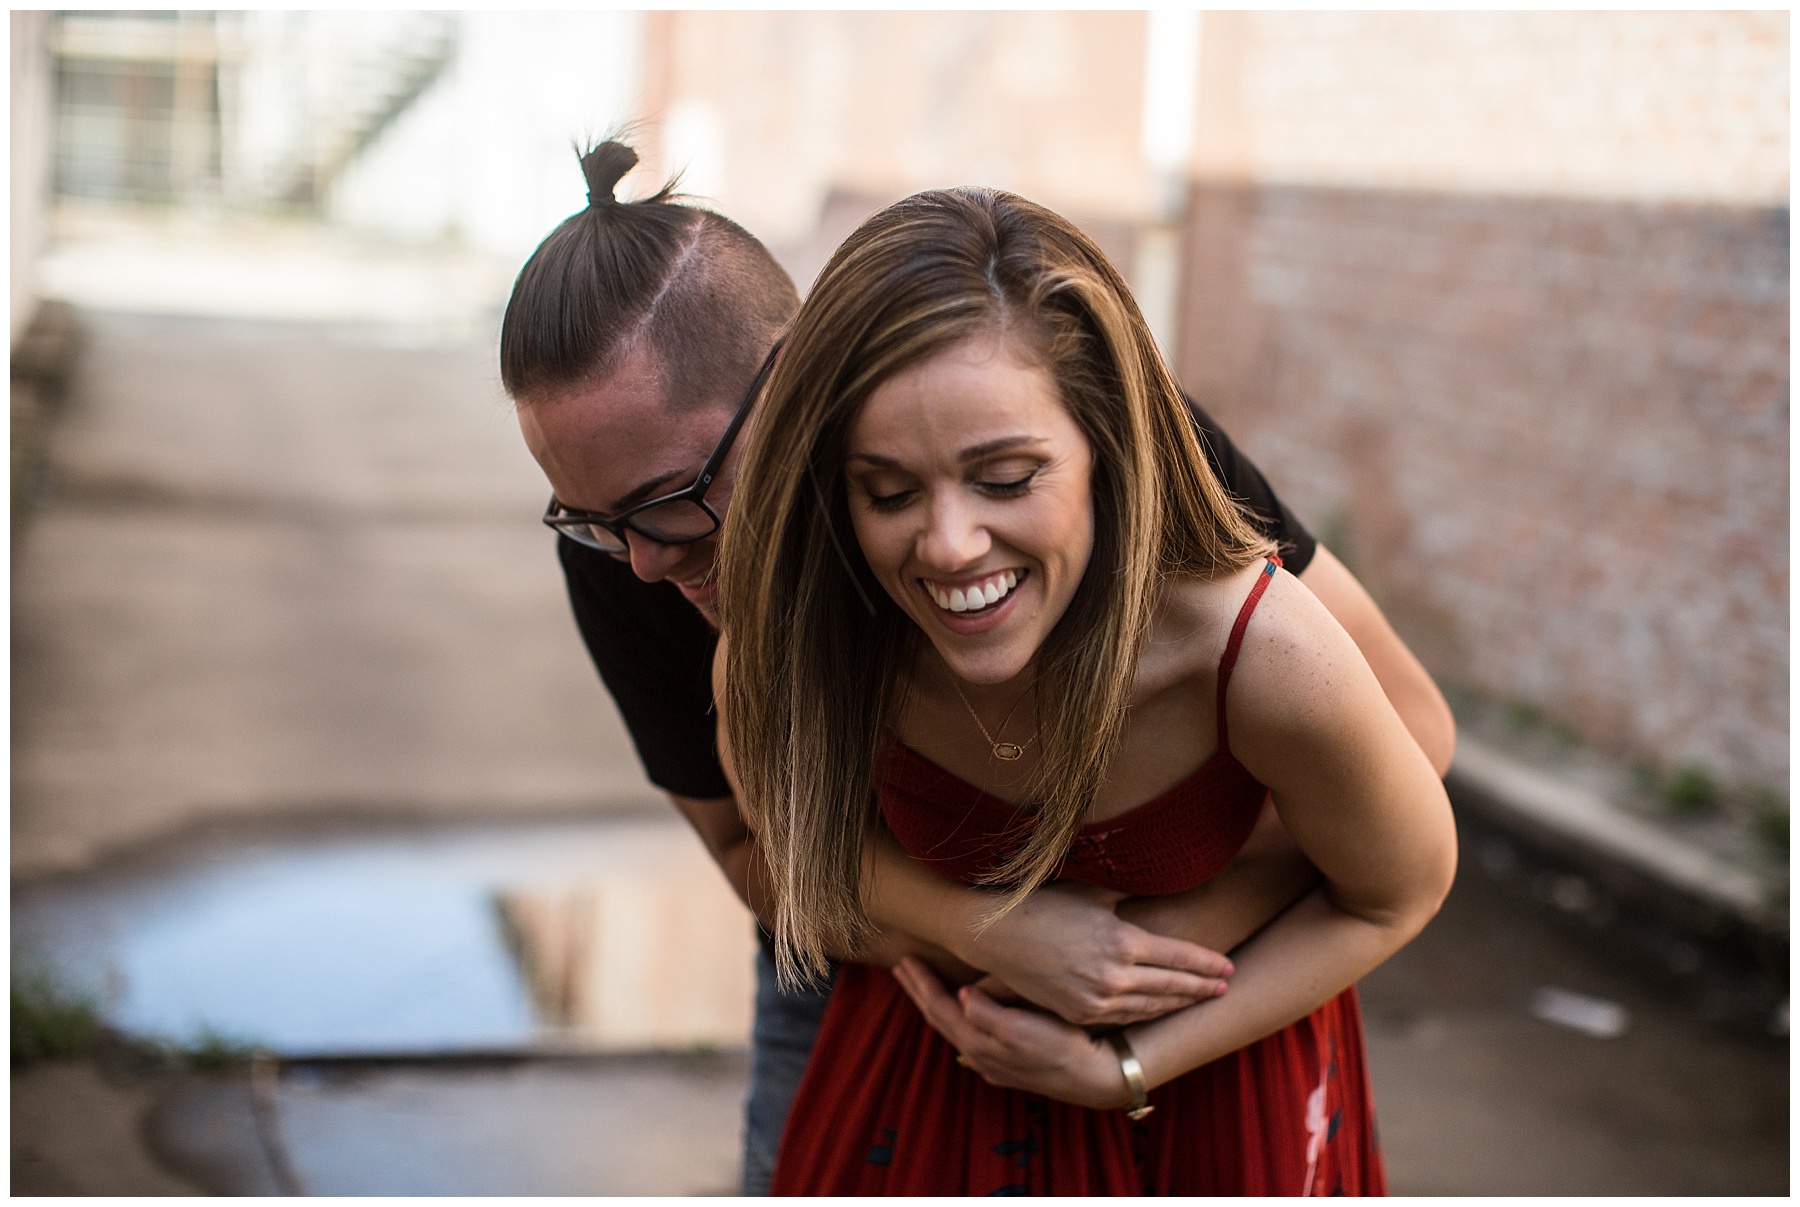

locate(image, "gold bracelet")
[[1106, 1031, 1155, 1120]]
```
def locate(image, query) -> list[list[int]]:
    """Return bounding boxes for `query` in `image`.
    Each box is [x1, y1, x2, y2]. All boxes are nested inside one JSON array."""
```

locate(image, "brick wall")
[[1195, 12, 1788, 206], [1176, 185, 1788, 787]]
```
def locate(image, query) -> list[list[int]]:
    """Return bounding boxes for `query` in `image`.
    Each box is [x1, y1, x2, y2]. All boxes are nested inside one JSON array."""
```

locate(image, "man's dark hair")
[[500, 140, 799, 409]]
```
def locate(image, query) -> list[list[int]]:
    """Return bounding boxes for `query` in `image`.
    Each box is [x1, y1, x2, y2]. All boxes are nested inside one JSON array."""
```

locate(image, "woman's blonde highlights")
[[720, 188, 1273, 985]]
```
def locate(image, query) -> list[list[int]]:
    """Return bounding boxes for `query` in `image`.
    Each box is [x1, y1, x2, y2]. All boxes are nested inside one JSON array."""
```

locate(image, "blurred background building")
[[10, 10, 1787, 1197], [18, 10, 1785, 796]]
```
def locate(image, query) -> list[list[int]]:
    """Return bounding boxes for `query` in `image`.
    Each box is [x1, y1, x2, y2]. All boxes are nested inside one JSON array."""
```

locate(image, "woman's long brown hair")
[[719, 187, 1274, 985]]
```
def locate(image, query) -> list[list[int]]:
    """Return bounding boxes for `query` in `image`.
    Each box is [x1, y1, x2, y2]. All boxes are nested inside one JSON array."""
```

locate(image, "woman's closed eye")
[[976, 468, 1039, 498], [853, 460, 1043, 512], [865, 487, 916, 512]]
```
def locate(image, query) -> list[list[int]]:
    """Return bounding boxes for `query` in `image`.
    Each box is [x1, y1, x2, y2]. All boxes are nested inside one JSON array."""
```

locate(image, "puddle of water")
[[12, 816, 755, 1056]]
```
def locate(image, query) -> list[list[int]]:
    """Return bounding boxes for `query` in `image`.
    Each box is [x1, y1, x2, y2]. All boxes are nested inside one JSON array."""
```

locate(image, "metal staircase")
[[279, 12, 459, 206]]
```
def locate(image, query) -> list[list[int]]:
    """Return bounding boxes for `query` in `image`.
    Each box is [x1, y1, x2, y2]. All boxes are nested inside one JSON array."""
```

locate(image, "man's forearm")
[[862, 826, 1005, 968], [667, 791, 779, 928], [678, 793, 972, 974]]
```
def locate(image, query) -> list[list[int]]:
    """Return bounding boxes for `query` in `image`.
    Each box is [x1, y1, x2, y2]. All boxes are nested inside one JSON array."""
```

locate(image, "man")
[[507, 141, 1454, 1194]]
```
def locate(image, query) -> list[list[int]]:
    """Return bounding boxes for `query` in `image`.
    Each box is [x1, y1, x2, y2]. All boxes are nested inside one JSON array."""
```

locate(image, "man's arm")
[[1184, 396, 1453, 775], [1298, 545, 1455, 776], [672, 790, 988, 980], [665, 791, 772, 923]]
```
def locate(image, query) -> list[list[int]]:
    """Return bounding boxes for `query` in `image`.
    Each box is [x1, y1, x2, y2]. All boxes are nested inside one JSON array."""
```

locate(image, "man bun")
[[502, 136, 800, 407], [581, 140, 638, 209]]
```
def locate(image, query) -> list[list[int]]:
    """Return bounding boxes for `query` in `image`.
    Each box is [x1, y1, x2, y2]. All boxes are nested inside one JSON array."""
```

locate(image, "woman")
[[717, 187, 1456, 1195]]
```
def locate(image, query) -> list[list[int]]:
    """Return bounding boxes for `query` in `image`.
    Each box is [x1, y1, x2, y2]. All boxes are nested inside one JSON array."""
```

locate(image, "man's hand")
[[892, 957, 1133, 1110], [844, 927, 987, 983], [951, 881, 1231, 1028]]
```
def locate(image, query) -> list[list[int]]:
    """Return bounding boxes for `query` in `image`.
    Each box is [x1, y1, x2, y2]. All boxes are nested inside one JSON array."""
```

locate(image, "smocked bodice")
[[876, 557, 1283, 897], [878, 742, 1269, 897]]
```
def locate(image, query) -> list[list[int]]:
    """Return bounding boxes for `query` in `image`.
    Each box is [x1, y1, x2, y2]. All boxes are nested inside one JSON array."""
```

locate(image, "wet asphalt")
[[124, 815, 1786, 1197]]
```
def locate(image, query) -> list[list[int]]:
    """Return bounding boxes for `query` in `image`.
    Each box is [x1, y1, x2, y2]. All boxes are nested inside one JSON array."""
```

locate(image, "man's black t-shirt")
[[560, 395, 1315, 801]]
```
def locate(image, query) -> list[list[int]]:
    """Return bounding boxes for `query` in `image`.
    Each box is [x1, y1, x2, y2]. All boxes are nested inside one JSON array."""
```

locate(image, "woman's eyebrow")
[[846, 436, 1045, 469], [957, 435, 1043, 462]]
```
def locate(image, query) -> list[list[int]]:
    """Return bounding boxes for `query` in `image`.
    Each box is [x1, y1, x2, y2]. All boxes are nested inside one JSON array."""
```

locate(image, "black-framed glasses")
[[543, 341, 781, 555]]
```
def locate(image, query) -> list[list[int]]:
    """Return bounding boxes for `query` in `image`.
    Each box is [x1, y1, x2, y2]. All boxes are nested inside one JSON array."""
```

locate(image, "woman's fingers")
[[895, 958, 987, 1053], [898, 964, 1045, 1080], [967, 973, 1025, 1005], [901, 959, 1136, 1105], [956, 982, 1027, 1033], [893, 958, 953, 1020], [957, 986, 1090, 1069]]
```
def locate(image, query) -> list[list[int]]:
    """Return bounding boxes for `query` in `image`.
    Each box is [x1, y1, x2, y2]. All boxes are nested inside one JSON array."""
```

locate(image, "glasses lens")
[[554, 520, 628, 554], [627, 499, 717, 544]]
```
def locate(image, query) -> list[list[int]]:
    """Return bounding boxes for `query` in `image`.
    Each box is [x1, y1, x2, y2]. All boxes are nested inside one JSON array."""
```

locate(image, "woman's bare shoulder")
[[1222, 566, 1390, 748], [1141, 560, 1288, 689]]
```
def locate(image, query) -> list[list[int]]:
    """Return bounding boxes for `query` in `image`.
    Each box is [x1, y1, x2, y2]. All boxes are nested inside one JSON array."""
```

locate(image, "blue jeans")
[[740, 946, 834, 1195]]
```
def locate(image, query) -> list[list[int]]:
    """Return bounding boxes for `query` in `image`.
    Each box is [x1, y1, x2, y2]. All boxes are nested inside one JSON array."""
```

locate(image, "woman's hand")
[[892, 956, 1137, 1110], [950, 880, 1232, 1028]]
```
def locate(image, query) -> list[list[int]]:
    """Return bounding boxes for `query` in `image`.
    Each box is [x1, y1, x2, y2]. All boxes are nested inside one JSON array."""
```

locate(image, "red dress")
[[770, 560, 1387, 1196]]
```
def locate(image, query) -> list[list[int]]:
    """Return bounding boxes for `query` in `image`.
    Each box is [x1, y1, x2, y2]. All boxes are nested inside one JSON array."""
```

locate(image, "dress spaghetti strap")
[[1216, 556, 1281, 756], [773, 549, 1387, 1196]]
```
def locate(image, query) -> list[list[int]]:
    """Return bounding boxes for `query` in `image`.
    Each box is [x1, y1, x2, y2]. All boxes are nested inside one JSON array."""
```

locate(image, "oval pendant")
[[993, 743, 1024, 761]]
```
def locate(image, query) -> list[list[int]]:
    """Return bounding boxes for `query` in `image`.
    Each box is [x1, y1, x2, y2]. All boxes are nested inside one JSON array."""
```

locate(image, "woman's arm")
[[1113, 798, 1321, 949], [881, 550, 1437, 1017], [894, 569, 1457, 1107], [713, 634, 1236, 1022], [863, 833, 1235, 1024], [923, 802, 1320, 1015]]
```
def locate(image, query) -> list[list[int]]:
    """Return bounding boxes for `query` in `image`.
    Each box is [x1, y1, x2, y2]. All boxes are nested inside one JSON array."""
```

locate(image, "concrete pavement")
[[13, 312, 662, 878]]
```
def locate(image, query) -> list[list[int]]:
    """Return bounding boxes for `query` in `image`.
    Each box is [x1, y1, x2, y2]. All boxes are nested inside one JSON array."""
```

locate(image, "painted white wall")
[[328, 12, 644, 262]]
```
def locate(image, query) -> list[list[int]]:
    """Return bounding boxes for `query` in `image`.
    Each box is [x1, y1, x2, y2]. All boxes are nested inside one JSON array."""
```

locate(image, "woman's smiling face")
[[845, 329, 1094, 687]]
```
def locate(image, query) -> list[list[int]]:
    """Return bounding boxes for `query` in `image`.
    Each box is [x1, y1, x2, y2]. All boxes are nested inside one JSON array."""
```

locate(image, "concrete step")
[[1449, 736, 1782, 930]]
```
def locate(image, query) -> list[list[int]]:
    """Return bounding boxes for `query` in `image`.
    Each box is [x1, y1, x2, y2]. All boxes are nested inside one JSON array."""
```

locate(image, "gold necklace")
[[948, 677, 1038, 762]]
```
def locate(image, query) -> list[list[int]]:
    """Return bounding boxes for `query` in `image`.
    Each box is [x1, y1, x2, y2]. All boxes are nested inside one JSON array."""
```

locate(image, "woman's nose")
[[917, 494, 991, 570], [624, 530, 688, 583]]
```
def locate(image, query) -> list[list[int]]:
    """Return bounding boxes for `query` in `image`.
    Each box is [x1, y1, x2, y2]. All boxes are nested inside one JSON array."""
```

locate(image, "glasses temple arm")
[[692, 338, 783, 493]]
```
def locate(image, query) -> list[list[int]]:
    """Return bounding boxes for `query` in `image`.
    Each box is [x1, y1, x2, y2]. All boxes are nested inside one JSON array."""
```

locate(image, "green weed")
[[1750, 797, 1788, 858], [11, 969, 102, 1066], [1662, 763, 1720, 816], [180, 1024, 259, 1070]]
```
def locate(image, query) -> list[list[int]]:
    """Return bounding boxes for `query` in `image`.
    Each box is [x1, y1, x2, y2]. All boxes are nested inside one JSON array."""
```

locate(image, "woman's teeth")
[[927, 570, 1019, 613]]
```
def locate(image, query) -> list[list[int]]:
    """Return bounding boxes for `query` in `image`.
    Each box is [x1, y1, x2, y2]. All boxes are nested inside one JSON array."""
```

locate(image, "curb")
[[1447, 736, 1782, 932]]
